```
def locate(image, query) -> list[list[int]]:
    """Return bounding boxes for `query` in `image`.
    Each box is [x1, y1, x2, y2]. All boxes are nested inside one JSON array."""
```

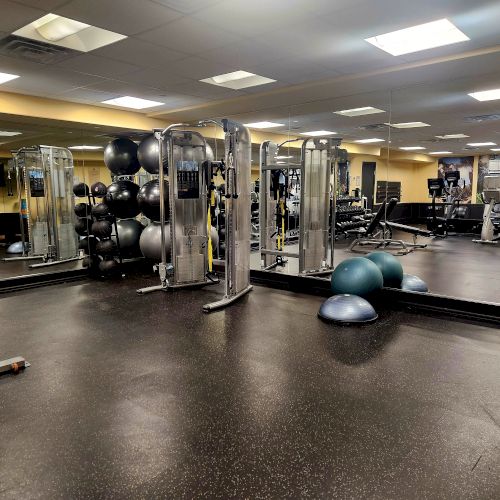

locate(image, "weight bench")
[[349, 198, 431, 255]]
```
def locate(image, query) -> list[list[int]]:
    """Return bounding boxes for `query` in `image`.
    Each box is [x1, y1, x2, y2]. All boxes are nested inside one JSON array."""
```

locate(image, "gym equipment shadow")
[[250, 270, 500, 325]]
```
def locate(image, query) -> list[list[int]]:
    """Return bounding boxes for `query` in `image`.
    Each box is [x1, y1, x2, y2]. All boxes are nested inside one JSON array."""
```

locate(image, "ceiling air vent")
[[464, 146, 479, 150], [464, 114, 500, 123], [0, 35, 79, 64], [356, 123, 388, 131]]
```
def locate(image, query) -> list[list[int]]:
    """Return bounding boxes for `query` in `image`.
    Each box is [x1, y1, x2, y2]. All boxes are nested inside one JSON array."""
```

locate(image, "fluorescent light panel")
[[14, 13, 126, 52], [102, 96, 164, 109], [200, 70, 275, 90], [435, 133, 469, 139], [467, 142, 496, 147], [243, 121, 283, 129], [400, 146, 426, 151], [355, 138, 385, 144], [334, 107, 385, 117], [365, 18, 469, 56], [68, 145, 103, 150], [468, 89, 500, 102], [276, 155, 293, 159], [0, 131, 22, 136], [389, 122, 430, 129], [491, 148, 500, 151], [300, 130, 337, 136], [429, 151, 453, 155], [0, 72, 19, 84]]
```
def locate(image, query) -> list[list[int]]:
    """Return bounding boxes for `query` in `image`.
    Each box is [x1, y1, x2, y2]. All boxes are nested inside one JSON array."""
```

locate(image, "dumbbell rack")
[[335, 196, 372, 237]]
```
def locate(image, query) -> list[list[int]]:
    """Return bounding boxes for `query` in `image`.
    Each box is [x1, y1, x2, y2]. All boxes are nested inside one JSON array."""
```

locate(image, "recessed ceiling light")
[[429, 151, 453, 155], [355, 138, 385, 144], [300, 130, 337, 136], [243, 121, 283, 129], [0, 72, 20, 85], [0, 131, 22, 136], [68, 145, 103, 150], [14, 13, 126, 52], [399, 146, 426, 151], [435, 133, 469, 139], [102, 96, 164, 109], [276, 161, 287, 164], [467, 142, 496, 147], [365, 18, 469, 56], [468, 89, 500, 102], [334, 107, 385, 117], [200, 70, 276, 90], [491, 148, 500, 152], [389, 122, 431, 129]]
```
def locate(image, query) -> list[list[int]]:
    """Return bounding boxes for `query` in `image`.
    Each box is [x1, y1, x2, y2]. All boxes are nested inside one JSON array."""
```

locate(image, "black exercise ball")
[[96, 239, 116, 255], [91, 220, 113, 238], [73, 182, 89, 197], [113, 219, 143, 257], [105, 180, 140, 219], [92, 202, 110, 219], [137, 179, 169, 222], [91, 181, 107, 198], [99, 258, 120, 274], [74, 203, 91, 218], [75, 217, 91, 236], [138, 134, 167, 174], [104, 138, 140, 175], [78, 236, 97, 253]]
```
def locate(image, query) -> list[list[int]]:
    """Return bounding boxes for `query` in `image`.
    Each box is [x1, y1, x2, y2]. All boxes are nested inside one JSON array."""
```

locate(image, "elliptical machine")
[[473, 175, 500, 244]]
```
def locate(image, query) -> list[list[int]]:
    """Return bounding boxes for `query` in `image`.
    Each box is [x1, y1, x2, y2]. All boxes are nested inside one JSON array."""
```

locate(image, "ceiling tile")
[[168, 56, 234, 81], [12, 0, 70, 9], [0, 0, 45, 32], [122, 67, 189, 89], [54, 0, 182, 36], [151, 0, 223, 14], [55, 54, 141, 79], [164, 80, 245, 99]]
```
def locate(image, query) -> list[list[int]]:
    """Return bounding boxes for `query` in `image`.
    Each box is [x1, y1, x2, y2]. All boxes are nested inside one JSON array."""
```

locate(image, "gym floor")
[[1, 277, 500, 498], [251, 232, 500, 304]]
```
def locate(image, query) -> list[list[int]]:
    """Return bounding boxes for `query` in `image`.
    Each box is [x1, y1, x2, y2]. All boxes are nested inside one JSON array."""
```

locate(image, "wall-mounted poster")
[[438, 156, 474, 203]]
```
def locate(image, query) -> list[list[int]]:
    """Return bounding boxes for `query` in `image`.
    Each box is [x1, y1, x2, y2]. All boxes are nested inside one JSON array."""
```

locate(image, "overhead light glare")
[[33, 13, 89, 42], [102, 96, 164, 109], [388, 122, 430, 129], [399, 146, 426, 151], [334, 107, 385, 117], [468, 89, 500, 102], [68, 145, 103, 150], [0, 72, 20, 85], [467, 142, 496, 147], [355, 138, 385, 144], [365, 18, 469, 56], [491, 148, 500, 152], [243, 121, 283, 129], [435, 133, 469, 139], [429, 151, 453, 155], [0, 130, 22, 136], [300, 130, 337, 137], [276, 156, 293, 159], [201, 70, 275, 90]]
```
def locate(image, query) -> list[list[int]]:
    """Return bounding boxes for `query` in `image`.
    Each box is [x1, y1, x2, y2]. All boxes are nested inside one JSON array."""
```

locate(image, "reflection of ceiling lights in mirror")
[[334, 107, 385, 117], [102, 96, 164, 109], [491, 148, 500, 152], [468, 89, 500, 102], [276, 156, 293, 159], [429, 151, 453, 155], [0, 72, 20, 84], [467, 142, 496, 147], [0, 131, 22, 136], [435, 134, 469, 139], [200, 70, 275, 89], [388, 122, 430, 129], [300, 130, 337, 136], [399, 146, 426, 151], [68, 145, 103, 150], [14, 13, 126, 52], [243, 121, 283, 129], [365, 19, 469, 56], [354, 138, 385, 144]]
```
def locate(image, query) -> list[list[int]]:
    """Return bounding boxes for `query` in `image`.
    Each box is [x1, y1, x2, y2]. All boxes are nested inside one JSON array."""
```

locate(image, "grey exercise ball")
[[400, 274, 429, 293], [6, 241, 26, 254], [209, 226, 219, 249], [113, 219, 143, 257], [139, 222, 171, 261], [318, 294, 378, 324]]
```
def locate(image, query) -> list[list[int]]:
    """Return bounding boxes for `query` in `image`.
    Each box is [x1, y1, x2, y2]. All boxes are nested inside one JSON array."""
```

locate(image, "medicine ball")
[[137, 134, 167, 174], [92, 202, 110, 219], [96, 239, 116, 255], [139, 222, 171, 261], [75, 217, 91, 236], [74, 203, 91, 218], [113, 219, 143, 257], [104, 138, 140, 175], [91, 181, 107, 198], [99, 258, 120, 275], [105, 180, 140, 219], [91, 220, 113, 238], [78, 236, 97, 253], [137, 179, 169, 221], [73, 182, 89, 197]]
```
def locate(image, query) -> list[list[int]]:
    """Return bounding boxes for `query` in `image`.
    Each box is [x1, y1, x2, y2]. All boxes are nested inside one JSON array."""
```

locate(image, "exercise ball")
[[137, 179, 169, 221], [318, 295, 378, 324], [365, 251, 404, 287], [331, 257, 383, 297], [75, 217, 91, 236], [6, 241, 26, 254], [96, 239, 116, 255], [99, 258, 120, 274], [78, 236, 96, 253], [400, 274, 429, 293], [104, 138, 140, 175], [137, 134, 167, 174], [91, 181, 107, 198], [209, 226, 219, 249], [74, 203, 91, 218], [73, 182, 89, 197], [113, 219, 143, 257], [105, 180, 140, 219], [91, 220, 113, 238], [92, 202, 110, 219], [139, 222, 171, 261]]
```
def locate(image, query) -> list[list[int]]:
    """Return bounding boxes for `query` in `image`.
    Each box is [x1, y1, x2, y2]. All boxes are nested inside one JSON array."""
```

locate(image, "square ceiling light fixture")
[[354, 138, 385, 144], [102, 96, 164, 109], [0, 130, 22, 136], [429, 151, 453, 155], [467, 142, 496, 147], [435, 133, 469, 139], [365, 18, 469, 56], [468, 89, 500, 102], [200, 70, 276, 90], [0, 72, 19, 84], [14, 13, 126, 52], [334, 107, 385, 117], [243, 121, 283, 129], [399, 146, 426, 151], [300, 130, 337, 136], [388, 122, 430, 129]]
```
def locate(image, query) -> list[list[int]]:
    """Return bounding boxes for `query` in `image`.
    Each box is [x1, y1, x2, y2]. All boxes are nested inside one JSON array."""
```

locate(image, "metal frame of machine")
[[474, 174, 500, 244]]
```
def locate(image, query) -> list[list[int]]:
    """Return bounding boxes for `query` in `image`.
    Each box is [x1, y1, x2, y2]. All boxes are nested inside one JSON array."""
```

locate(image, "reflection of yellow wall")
[[0, 156, 17, 213]]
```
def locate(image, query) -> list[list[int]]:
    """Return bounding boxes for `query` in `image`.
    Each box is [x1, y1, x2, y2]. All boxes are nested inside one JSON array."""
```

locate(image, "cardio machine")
[[473, 175, 500, 244]]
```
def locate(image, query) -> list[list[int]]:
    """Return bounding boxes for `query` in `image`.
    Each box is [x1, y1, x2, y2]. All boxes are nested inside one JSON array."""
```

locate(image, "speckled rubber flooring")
[[1, 277, 500, 499]]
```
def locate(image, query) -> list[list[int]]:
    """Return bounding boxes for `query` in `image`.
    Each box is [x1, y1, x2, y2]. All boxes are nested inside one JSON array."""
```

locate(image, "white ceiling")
[[1, 0, 500, 153]]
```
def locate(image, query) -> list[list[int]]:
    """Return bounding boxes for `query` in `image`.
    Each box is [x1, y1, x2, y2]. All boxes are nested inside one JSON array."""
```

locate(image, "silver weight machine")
[[474, 175, 500, 244], [259, 136, 343, 276]]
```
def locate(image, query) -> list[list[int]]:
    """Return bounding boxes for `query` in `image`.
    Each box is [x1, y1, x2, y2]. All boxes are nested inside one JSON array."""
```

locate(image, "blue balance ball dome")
[[331, 257, 384, 297], [365, 251, 404, 287]]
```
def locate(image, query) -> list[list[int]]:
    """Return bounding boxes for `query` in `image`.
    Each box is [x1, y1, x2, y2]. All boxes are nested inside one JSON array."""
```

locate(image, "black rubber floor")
[[1, 278, 500, 499]]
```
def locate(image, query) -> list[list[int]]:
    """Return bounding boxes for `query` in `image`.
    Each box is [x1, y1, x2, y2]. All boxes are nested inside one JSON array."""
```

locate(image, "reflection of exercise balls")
[[92, 202, 110, 219], [113, 219, 143, 257], [138, 134, 164, 174], [91, 181, 107, 198], [75, 218, 91, 236], [105, 180, 140, 219], [209, 226, 219, 249], [139, 222, 171, 261], [74, 203, 91, 217], [365, 251, 403, 287], [6, 241, 26, 254], [91, 220, 113, 238], [331, 257, 383, 297], [137, 179, 169, 221], [400, 274, 429, 293], [104, 138, 140, 175], [73, 182, 89, 197]]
